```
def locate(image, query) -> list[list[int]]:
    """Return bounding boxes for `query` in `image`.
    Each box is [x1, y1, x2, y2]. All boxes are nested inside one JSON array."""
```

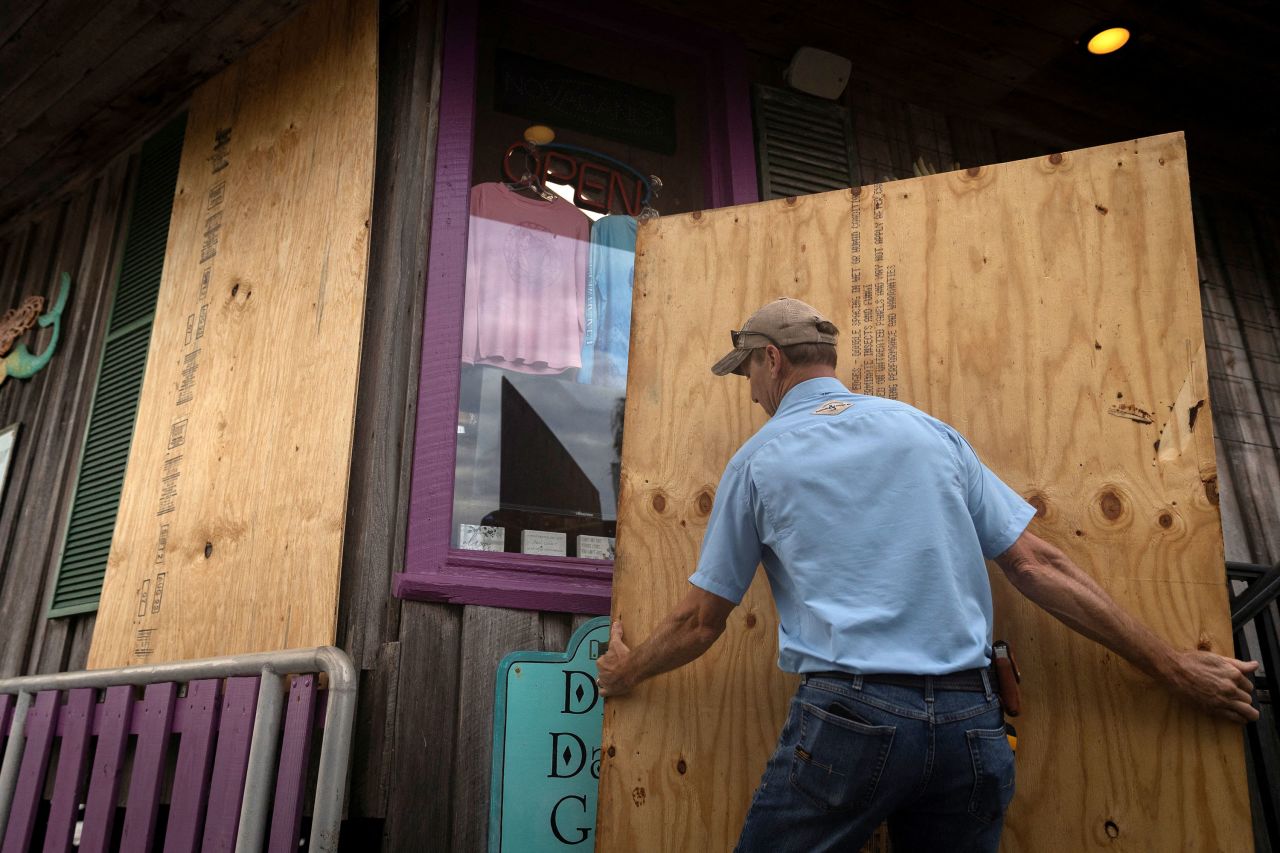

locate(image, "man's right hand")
[[596, 620, 635, 699], [1165, 650, 1260, 724]]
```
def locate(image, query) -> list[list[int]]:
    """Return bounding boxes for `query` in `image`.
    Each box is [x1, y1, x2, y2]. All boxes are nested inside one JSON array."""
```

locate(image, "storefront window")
[[450, 2, 704, 560], [395, 0, 756, 611]]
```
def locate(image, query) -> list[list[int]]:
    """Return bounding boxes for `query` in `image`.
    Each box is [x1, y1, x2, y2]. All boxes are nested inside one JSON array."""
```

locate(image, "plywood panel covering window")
[[87, 0, 378, 668], [599, 133, 1249, 851]]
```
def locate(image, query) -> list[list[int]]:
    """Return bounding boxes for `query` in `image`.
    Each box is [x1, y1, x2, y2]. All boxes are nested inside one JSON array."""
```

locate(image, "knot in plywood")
[[1100, 491, 1124, 520], [1090, 486, 1134, 529]]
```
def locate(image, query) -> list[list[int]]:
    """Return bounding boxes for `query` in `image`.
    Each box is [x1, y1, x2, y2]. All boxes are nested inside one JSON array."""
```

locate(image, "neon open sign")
[[503, 144, 648, 216]]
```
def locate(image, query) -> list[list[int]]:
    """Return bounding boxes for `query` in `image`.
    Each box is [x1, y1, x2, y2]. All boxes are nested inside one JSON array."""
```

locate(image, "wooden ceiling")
[[645, 0, 1279, 199], [0, 0, 1275, 221], [0, 0, 307, 222]]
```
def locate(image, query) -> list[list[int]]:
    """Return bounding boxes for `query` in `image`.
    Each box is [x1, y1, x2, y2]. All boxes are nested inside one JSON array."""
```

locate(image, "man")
[[595, 297, 1258, 852]]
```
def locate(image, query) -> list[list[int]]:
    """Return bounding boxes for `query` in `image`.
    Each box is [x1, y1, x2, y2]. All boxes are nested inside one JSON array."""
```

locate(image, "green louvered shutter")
[[49, 113, 186, 616], [753, 85, 858, 200]]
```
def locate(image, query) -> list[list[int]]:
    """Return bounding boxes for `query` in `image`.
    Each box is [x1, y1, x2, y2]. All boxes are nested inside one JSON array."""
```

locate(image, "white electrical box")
[[785, 47, 852, 100]]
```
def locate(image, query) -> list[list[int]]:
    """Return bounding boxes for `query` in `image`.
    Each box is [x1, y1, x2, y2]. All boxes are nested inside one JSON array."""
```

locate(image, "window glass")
[[451, 2, 704, 558]]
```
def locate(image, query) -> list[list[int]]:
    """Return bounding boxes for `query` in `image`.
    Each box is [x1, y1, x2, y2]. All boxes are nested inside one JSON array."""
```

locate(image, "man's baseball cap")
[[711, 297, 840, 376]]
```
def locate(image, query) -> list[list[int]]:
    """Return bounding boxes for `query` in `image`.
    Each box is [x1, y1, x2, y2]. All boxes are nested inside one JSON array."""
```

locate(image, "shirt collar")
[[776, 377, 848, 415]]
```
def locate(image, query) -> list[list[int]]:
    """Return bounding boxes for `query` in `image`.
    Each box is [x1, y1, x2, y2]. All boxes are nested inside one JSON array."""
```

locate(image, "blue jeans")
[[735, 673, 1015, 853]]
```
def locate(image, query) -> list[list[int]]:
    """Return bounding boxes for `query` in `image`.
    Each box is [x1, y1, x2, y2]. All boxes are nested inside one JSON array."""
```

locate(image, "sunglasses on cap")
[[730, 329, 778, 349]]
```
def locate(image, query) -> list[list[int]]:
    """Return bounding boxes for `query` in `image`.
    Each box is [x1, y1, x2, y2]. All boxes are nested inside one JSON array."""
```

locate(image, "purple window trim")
[[395, 0, 759, 614]]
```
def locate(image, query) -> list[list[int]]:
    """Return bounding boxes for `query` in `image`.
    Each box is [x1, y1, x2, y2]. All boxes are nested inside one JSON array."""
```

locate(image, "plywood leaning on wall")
[[88, 0, 377, 668], [598, 133, 1250, 851]]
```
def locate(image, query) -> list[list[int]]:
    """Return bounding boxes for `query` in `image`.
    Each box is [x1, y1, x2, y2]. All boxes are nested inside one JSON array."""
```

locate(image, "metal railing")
[[0, 646, 357, 852], [1229, 561, 1280, 853]]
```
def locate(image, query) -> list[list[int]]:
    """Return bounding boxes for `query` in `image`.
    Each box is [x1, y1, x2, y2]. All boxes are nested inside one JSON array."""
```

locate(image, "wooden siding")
[[0, 150, 135, 678], [341, 0, 438, 822]]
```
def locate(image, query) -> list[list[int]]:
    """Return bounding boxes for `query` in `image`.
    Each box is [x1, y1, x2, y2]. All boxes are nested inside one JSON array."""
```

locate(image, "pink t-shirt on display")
[[462, 182, 591, 374]]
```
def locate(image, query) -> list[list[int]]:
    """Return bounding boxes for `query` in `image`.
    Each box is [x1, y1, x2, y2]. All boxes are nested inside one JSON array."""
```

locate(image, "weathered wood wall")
[[1196, 197, 1280, 566], [0, 154, 135, 679], [338, 0, 436, 824]]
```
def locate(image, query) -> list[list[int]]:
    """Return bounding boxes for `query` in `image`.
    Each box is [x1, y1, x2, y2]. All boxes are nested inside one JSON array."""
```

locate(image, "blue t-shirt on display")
[[579, 215, 637, 390], [689, 377, 1035, 676]]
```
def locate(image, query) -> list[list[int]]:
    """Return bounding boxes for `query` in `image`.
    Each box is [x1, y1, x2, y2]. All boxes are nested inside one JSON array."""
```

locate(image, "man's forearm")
[[1000, 539, 1179, 680], [620, 605, 725, 687], [998, 530, 1258, 723], [596, 585, 735, 698]]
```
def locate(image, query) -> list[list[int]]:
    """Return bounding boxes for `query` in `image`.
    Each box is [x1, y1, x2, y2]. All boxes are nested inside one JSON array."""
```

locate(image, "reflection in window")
[[452, 182, 636, 559]]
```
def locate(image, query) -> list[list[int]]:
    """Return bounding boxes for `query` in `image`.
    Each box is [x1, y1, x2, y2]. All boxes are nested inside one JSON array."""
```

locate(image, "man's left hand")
[[596, 619, 634, 698], [1166, 649, 1259, 724]]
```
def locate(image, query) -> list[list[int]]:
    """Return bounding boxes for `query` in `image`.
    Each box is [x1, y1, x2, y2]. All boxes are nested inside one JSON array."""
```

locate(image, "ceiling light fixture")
[[1086, 26, 1131, 55]]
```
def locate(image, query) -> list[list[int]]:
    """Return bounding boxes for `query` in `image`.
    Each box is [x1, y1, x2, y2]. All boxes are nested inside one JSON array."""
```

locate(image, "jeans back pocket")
[[966, 726, 1015, 824], [789, 701, 896, 813]]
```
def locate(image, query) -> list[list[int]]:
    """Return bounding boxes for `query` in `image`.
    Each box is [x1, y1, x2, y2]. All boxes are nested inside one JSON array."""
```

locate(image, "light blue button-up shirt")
[[689, 377, 1035, 675]]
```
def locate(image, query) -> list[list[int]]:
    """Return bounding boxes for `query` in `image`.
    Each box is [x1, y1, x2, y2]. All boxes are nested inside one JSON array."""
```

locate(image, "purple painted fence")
[[2, 690, 58, 853], [80, 685, 134, 853], [269, 675, 317, 853], [201, 677, 259, 851], [44, 687, 94, 853], [165, 679, 222, 853], [1, 673, 332, 853], [120, 682, 178, 852]]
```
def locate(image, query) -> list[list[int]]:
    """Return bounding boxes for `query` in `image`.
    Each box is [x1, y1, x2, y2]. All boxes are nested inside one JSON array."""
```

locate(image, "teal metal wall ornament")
[[490, 616, 610, 852], [0, 272, 71, 386]]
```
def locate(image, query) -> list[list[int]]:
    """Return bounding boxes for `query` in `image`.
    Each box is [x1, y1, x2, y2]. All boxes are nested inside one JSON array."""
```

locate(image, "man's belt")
[[806, 668, 988, 692]]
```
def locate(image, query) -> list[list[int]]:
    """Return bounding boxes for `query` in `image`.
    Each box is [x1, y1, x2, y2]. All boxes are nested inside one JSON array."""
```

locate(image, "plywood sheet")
[[87, 0, 377, 668], [599, 134, 1249, 851]]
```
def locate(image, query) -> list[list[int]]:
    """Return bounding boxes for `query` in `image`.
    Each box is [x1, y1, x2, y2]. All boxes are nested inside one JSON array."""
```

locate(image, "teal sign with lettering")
[[489, 617, 610, 852]]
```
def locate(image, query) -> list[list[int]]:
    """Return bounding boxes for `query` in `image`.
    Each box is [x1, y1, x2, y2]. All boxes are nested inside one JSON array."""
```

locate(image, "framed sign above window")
[[394, 0, 758, 613], [494, 50, 678, 154]]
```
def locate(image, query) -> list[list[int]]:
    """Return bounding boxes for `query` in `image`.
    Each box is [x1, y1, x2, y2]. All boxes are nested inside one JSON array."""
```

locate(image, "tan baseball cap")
[[711, 297, 840, 376]]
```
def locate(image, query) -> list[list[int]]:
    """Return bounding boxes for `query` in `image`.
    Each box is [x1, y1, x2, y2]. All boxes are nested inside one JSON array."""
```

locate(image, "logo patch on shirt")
[[812, 401, 853, 416]]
